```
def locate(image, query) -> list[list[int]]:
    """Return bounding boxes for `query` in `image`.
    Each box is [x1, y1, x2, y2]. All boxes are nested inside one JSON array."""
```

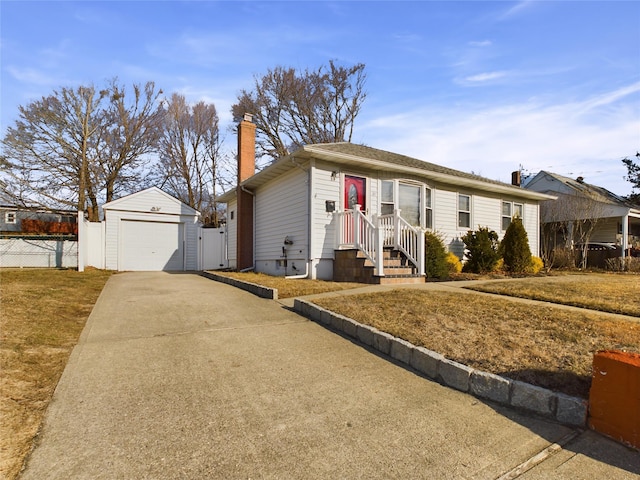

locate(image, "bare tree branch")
[[231, 61, 367, 165]]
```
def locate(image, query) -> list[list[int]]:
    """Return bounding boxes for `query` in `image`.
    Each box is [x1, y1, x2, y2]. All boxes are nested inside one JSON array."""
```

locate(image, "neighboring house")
[[0, 205, 77, 235], [524, 171, 640, 261], [218, 115, 554, 283]]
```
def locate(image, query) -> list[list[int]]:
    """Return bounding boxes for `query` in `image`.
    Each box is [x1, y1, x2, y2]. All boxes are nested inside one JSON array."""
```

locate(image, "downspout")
[[239, 185, 255, 272], [285, 262, 309, 279], [286, 158, 312, 279]]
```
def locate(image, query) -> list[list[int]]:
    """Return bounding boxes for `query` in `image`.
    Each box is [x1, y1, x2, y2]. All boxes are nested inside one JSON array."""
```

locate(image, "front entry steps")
[[333, 248, 425, 285]]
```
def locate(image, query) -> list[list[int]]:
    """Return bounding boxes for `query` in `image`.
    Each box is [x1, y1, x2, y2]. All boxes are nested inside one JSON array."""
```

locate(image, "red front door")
[[344, 175, 366, 210]]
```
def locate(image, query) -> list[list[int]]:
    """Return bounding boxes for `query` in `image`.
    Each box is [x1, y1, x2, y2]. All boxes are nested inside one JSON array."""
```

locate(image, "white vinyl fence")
[[200, 227, 228, 270], [1, 212, 228, 271], [78, 212, 227, 272], [0, 237, 78, 268]]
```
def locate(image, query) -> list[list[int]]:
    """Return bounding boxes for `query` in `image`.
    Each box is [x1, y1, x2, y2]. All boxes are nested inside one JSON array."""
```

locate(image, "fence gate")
[[200, 227, 228, 270]]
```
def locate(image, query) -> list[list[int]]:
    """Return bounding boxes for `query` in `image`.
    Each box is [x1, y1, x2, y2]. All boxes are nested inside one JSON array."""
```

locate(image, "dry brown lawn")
[[213, 272, 640, 399], [214, 271, 363, 298], [313, 288, 640, 399], [465, 273, 640, 317], [0, 268, 113, 480]]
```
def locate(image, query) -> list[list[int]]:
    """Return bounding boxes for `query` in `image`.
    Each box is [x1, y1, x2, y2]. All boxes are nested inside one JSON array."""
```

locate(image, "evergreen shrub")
[[462, 227, 501, 273], [501, 217, 532, 274], [424, 231, 450, 279]]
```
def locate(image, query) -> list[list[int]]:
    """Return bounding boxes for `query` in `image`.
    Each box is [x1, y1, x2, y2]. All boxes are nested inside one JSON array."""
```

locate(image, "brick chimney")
[[236, 113, 256, 271], [511, 170, 521, 187], [238, 113, 256, 183]]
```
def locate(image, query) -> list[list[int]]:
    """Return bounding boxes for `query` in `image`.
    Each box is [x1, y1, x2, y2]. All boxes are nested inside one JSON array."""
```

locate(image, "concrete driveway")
[[20, 272, 639, 479]]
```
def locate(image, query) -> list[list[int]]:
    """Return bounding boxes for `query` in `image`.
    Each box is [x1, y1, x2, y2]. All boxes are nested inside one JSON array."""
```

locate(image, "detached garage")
[[102, 187, 200, 271]]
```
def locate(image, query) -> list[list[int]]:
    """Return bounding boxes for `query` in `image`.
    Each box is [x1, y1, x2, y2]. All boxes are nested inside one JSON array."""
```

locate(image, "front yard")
[[464, 273, 640, 317], [216, 271, 640, 399], [2, 269, 638, 479], [0, 268, 113, 480]]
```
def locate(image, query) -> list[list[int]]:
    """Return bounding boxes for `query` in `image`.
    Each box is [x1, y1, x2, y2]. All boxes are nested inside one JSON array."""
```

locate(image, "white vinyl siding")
[[311, 164, 341, 260], [523, 203, 540, 256], [423, 188, 542, 258], [433, 189, 457, 234], [254, 167, 307, 275], [472, 195, 498, 230]]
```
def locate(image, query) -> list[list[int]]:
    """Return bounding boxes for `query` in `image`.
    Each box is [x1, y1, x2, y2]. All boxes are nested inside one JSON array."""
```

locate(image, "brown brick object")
[[589, 350, 640, 450]]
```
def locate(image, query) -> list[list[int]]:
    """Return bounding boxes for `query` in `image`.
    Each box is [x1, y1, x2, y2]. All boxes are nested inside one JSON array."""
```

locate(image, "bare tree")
[[540, 192, 607, 269], [0, 80, 164, 221], [97, 79, 164, 203], [1, 85, 107, 220], [155, 93, 224, 225], [232, 60, 367, 164]]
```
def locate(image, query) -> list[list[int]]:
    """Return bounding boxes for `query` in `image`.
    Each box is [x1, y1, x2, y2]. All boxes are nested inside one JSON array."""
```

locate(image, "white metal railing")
[[336, 207, 425, 277]]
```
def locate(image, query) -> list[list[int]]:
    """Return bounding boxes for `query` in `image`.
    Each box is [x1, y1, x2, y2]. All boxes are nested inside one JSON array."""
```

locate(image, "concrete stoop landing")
[[294, 298, 589, 428]]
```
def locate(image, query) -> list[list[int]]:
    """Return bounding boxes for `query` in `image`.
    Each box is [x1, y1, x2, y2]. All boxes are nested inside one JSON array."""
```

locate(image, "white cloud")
[[6, 66, 58, 86], [462, 71, 508, 83], [498, 1, 536, 21], [469, 40, 492, 47]]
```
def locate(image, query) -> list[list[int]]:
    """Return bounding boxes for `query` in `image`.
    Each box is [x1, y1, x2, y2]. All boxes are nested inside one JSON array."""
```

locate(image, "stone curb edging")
[[200, 272, 278, 300], [294, 298, 588, 428]]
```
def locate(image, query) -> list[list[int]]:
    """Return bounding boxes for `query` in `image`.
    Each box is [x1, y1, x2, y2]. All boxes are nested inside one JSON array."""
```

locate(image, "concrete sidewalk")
[[20, 273, 639, 479]]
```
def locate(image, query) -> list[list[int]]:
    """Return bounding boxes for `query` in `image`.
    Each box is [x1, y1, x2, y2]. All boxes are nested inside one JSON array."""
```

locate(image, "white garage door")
[[120, 220, 184, 271]]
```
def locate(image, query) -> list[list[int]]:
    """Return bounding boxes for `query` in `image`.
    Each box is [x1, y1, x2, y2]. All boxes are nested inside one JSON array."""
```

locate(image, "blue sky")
[[2, 1, 639, 195]]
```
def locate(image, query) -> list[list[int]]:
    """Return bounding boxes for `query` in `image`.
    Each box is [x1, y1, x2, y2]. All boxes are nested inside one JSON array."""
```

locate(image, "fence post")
[[418, 228, 425, 276], [374, 214, 384, 277], [77, 211, 85, 272], [353, 205, 361, 248], [393, 209, 402, 249]]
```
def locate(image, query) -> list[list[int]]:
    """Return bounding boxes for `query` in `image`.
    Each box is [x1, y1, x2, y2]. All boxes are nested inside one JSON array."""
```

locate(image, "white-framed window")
[[381, 180, 394, 215], [379, 180, 427, 228], [501, 201, 523, 230], [458, 194, 471, 229], [5, 212, 16, 224], [425, 186, 433, 229], [399, 183, 421, 226]]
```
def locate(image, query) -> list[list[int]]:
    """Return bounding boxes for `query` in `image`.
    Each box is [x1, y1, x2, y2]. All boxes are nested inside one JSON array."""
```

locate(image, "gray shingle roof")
[[219, 141, 555, 202], [305, 142, 510, 187], [538, 170, 636, 208]]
